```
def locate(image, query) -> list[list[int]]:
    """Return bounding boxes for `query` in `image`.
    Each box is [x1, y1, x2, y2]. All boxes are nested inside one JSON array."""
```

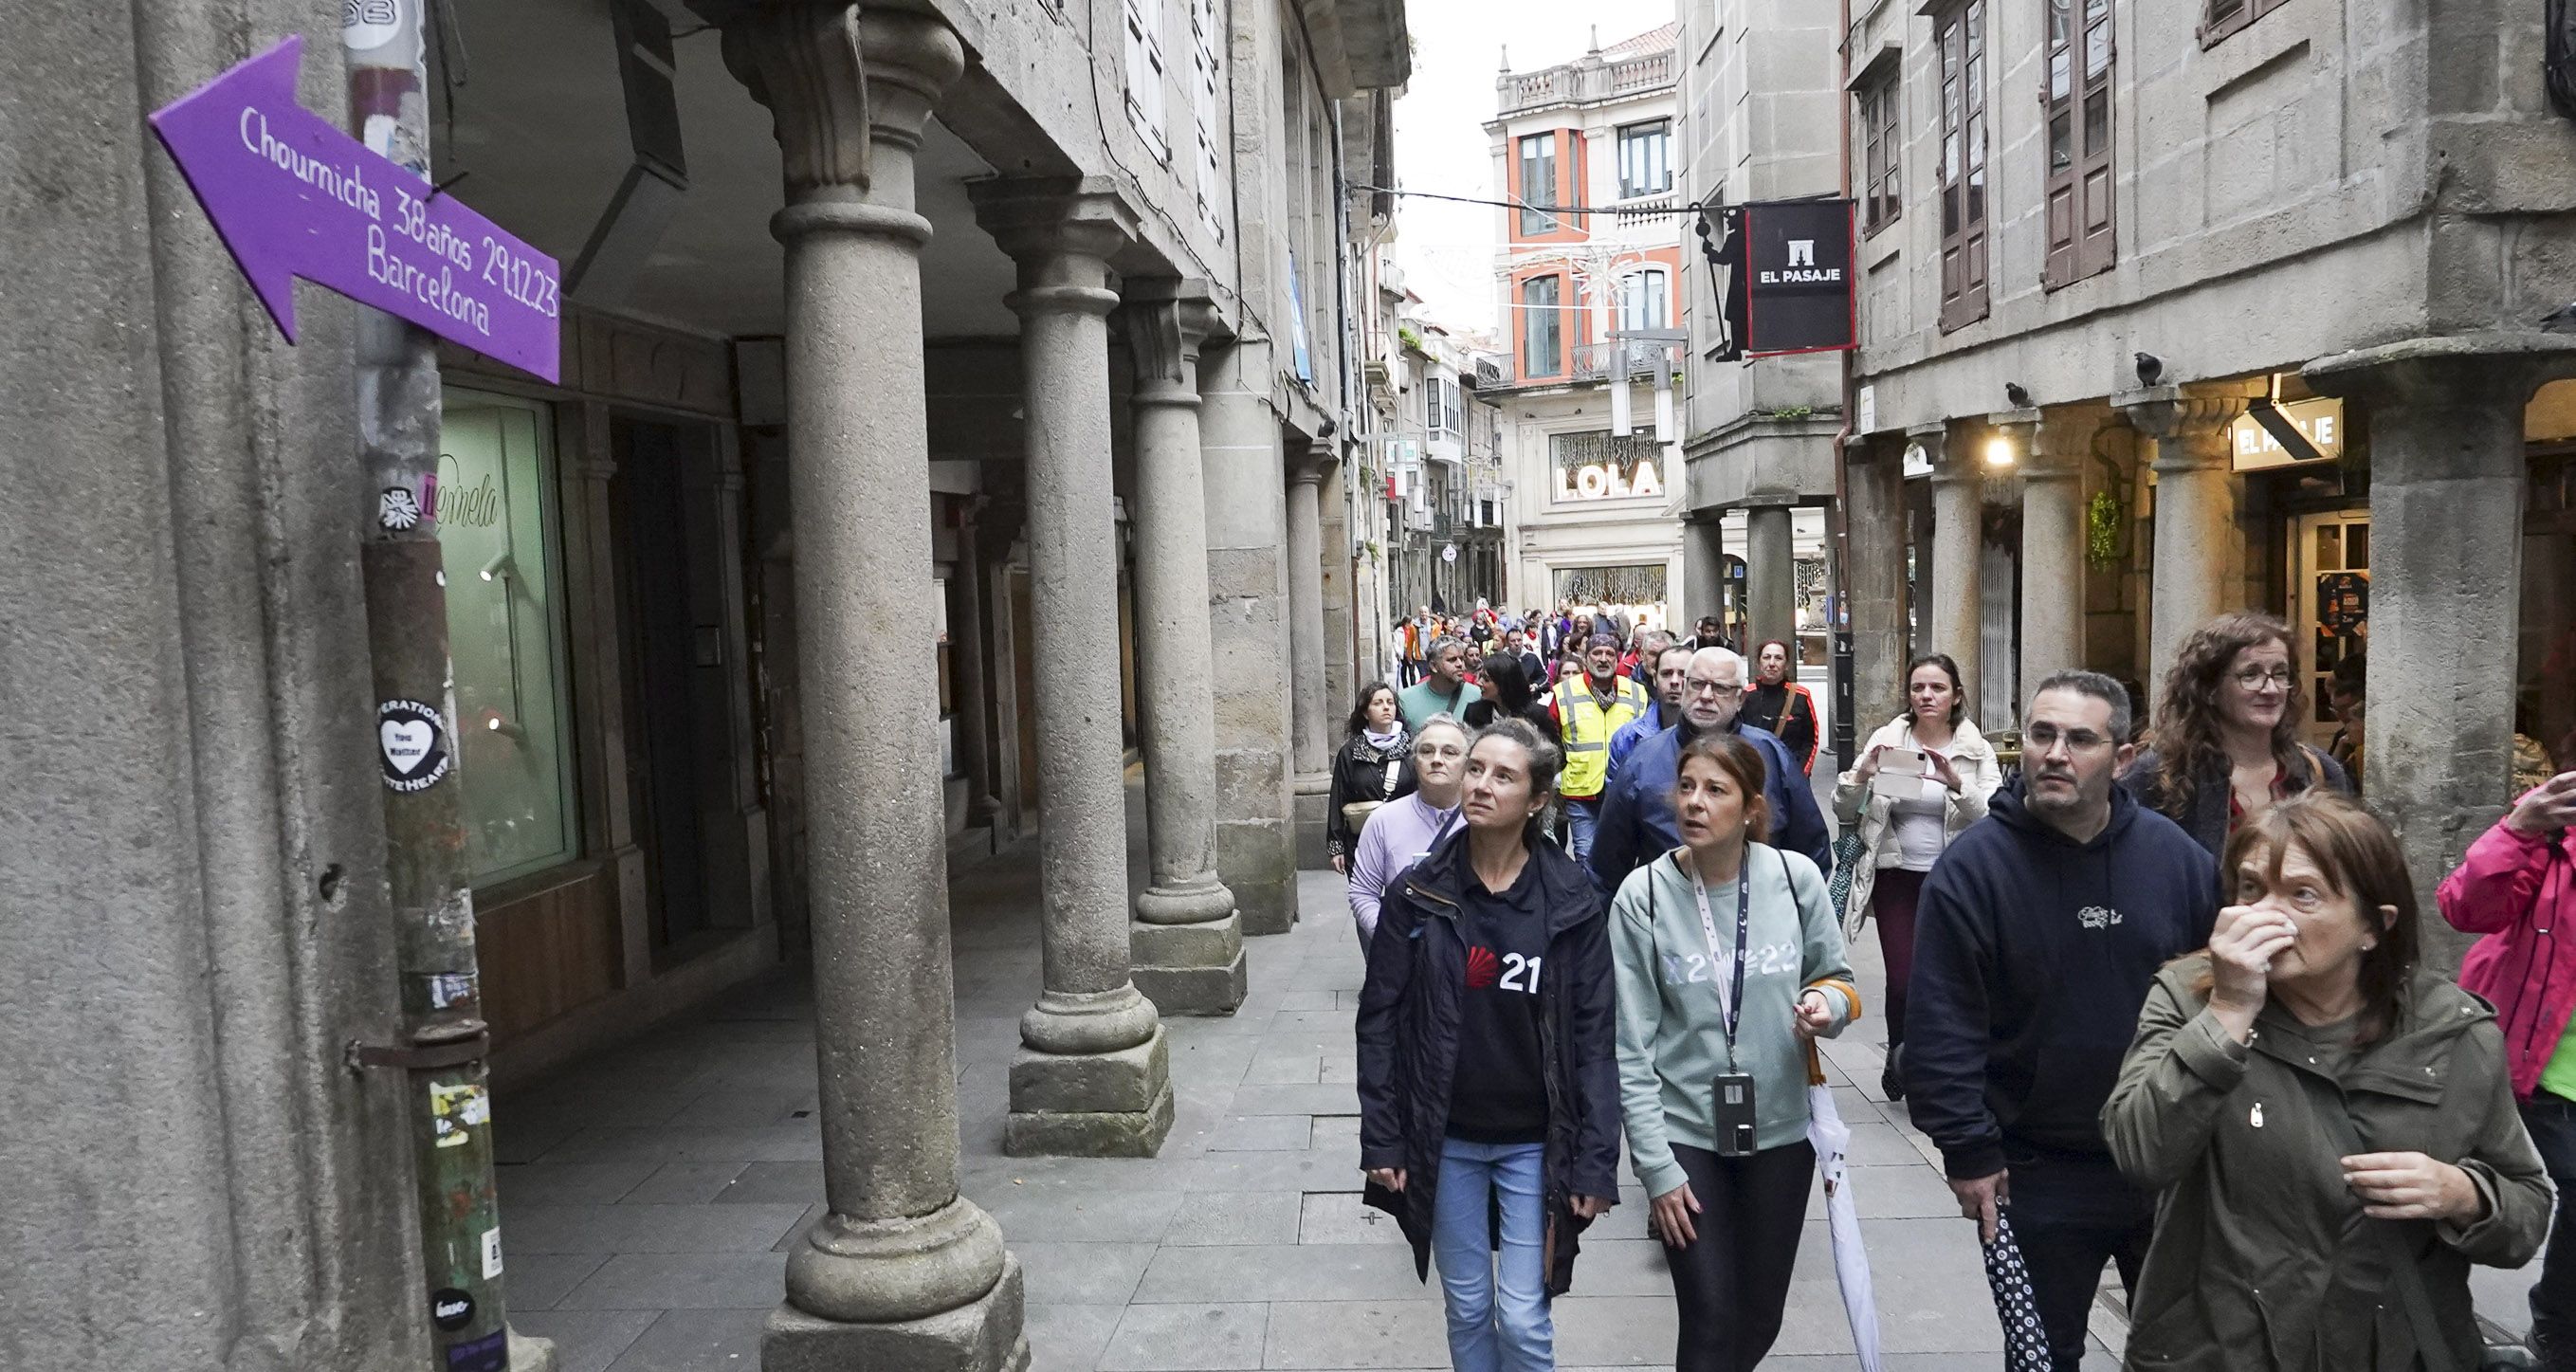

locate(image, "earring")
[[2362, 941, 2377, 952]]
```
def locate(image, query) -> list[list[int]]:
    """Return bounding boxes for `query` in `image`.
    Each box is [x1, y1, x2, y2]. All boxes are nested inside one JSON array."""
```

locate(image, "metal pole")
[[342, 7, 541, 1370]]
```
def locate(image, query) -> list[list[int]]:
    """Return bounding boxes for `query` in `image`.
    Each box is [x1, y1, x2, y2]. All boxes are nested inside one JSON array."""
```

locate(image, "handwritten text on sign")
[[147, 35, 560, 381]]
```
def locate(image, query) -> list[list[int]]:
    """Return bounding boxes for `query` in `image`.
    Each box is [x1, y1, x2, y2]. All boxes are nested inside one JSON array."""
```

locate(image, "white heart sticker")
[[381, 721, 433, 775]]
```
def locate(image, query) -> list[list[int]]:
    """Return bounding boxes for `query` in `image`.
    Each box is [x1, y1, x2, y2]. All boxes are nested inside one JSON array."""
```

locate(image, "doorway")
[[2289, 509, 2371, 751], [611, 414, 748, 961]]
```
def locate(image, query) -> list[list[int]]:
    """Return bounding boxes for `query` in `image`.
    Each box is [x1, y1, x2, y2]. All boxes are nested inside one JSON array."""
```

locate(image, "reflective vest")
[[1554, 673, 1650, 799]]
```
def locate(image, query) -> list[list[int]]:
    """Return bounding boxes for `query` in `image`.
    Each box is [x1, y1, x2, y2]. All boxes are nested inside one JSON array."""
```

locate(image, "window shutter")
[[2045, 0, 2115, 287], [2075, 0, 2118, 278], [1936, 4, 1992, 332], [1188, 0, 1223, 238], [1124, 0, 1169, 161]]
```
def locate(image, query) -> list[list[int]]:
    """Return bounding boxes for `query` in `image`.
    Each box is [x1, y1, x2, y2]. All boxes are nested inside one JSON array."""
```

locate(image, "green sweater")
[[1608, 844, 1856, 1198]]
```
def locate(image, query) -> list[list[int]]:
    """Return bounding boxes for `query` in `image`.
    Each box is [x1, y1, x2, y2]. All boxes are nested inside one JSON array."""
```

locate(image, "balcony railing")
[[1498, 49, 1675, 116], [1570, 339, 1686, 383]]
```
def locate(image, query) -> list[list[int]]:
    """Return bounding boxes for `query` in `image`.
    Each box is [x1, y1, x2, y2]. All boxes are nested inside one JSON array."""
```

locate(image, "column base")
[[1291, 771, 1330, 872], [764, 1254, 1030, 1372], [507, 1330, 557, 1372], [1131, 913, 1248, 1015], [1005, 1026, 1176, 1156]]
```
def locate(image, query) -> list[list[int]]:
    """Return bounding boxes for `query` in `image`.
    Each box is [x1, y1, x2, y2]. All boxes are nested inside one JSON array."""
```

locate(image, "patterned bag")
[[1829, 829, 1867, 941]]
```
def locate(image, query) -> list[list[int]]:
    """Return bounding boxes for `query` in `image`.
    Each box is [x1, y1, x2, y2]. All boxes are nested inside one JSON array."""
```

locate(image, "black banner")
[[1701, 199, 1857, 359]]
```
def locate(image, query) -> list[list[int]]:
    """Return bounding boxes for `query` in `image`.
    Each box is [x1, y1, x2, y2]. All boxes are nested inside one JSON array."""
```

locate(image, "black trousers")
[[1660, 1139, 1816, 1372], [2522, 1091, 2576, 1357], [2003, 1145, 2153, 1372]]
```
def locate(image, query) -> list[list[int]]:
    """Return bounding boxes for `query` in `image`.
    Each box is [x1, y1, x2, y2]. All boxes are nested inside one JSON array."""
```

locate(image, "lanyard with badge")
[[1690, 855, 1760, 1156]]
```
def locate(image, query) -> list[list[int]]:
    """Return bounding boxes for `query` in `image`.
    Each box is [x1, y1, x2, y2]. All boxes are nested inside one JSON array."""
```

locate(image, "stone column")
[[1120, 282, 1248, 1014], [1745, 503, 1797, 652], [2116, 385, 2257, 694], [2308, 337, 2576, 949], [1682, 512, 1727, 631], [971, 177, 1174, 1157], [1844, 433, 1910, 729], [1200, 342, 1300, 934], [1917, 421, 1983, 706], [2009, 405, 2087, 694], [719, 9, 1025, 1367], [1287, 445, 1334, 869], [948, 502, 999, 829]]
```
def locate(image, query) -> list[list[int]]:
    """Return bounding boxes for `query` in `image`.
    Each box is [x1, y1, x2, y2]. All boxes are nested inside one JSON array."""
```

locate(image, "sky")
[[1389, 0, 1677, 340]]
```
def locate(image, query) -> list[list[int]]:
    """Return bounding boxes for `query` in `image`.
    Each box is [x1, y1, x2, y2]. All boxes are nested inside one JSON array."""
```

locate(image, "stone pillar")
[[1845, 434, 1910, 729], [1745, 503, 1797, 652], [1201, 341, 1299, 934], [1917, 421, 1983, 707], [719, 9, 1026, 1367], [971, 176, 1174, 1157], [949, 502, 999, 829], [2117, 386, 2257, 696], [1682, 512, 1727, 631], [1120, 282, 1248, 1014], [2308, 337, 2576, 951], [2009, 405, 2087, 694], [1287, 445, 1334, 869]]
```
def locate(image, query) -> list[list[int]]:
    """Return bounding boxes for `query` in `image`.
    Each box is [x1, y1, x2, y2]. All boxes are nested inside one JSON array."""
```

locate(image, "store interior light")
[[1983, 436, 2017, 468]]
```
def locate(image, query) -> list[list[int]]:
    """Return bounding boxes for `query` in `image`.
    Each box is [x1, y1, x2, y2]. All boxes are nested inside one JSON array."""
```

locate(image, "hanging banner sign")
[[147, 35, 561, 381], [1704, 199, 1859, 361]]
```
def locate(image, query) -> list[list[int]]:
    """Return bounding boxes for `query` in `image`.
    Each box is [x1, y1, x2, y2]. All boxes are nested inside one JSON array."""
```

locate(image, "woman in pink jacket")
[[2442, 765, 2576, 1362]]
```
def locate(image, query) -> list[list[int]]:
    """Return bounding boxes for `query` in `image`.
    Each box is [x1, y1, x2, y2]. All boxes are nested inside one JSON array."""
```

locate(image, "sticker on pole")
[[444, 1329, 506, 1372], [146, 34, 561, 380], [342, 0, 402, 49], [481, 1226, 504, 1279], [379, 699, 451, 792], [429, 1079, 487, 1148], [429, 1288, 476, 1332]]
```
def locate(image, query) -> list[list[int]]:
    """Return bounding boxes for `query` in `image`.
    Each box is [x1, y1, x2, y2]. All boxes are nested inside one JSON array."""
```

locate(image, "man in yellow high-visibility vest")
[[1549, 631, 1649, 860]]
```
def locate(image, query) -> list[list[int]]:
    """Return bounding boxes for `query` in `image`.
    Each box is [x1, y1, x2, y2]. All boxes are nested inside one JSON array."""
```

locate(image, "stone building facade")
[[1489, 25, 1692, 631], [9, 0, 1406, 1367], [1837, 0, 2576, 912]]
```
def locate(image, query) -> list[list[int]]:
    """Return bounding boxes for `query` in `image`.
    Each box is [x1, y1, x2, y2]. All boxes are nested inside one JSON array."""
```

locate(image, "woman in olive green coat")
[[2103, 792, 2550, 1372]]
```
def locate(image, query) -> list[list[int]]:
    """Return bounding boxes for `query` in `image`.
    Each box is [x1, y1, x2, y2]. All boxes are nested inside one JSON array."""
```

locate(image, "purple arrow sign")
[[148, 34, 560, 382]]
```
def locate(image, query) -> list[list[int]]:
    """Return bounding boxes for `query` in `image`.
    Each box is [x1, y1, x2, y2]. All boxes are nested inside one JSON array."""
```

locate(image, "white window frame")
[[1188, 0, 1225, 238], [1124, 0, 1171, 162], [1616, 119, 1672, 198], [1617, 268, 1670, 332]]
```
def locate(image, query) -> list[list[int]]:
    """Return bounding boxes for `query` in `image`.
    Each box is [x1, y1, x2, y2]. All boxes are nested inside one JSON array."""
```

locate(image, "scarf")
[[1362, 726, 1405, 754]]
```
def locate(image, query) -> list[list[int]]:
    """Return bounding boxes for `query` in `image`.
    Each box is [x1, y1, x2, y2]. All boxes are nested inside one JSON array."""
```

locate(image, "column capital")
[[1287, 438, 1337, 485], [722, 7, 962, 201], [2115, 381, 2262, 469], [2306, 331, 2576, 405], [1120, 281, 1223, 405], [971, 176, 1140, 317], [2026, 403, 2105, 481]]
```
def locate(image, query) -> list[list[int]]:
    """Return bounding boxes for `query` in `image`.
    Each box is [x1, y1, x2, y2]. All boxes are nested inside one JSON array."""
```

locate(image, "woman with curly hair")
[[2119, 612, 2350, 856]]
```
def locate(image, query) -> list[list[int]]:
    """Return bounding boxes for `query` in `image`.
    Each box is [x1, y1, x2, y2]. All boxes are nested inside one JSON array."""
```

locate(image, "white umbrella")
[[1806, 1044, 1884, 1372]]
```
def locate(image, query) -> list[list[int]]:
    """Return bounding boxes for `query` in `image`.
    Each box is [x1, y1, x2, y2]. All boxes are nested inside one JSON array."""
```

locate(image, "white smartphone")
[[1871, 747, 1930, 801]]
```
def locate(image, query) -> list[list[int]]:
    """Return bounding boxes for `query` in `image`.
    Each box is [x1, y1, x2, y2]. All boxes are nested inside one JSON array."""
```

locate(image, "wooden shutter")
[[1937, 1, 1990, 331], [2044, 0, 2116, 287]]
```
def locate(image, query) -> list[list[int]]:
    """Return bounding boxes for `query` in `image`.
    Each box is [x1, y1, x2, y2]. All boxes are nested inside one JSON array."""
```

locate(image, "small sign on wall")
[[2231, 397, 2344, 471]]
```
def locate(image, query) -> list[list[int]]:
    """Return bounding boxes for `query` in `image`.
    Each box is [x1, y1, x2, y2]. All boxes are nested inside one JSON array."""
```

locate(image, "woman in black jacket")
[[1463, 654, 1553, 734], [1329, 681, 1416, 874], [2119, 612, 2350, 855], [1357, 717, 1622, 1372]]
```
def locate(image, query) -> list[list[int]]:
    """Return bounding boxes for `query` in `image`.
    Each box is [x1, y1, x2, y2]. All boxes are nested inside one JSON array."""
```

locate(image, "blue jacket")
[[1604, 699, 1672, 781], [1901, 779, 2218, 1179], [1583, 720, 1832, 897]]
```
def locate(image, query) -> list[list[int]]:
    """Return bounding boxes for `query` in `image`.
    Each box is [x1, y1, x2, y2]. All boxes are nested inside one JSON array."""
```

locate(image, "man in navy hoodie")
[[1904, 669, 2218, 1372]]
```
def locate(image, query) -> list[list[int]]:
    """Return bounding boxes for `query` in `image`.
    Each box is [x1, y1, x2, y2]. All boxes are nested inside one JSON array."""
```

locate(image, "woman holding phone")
[[1357, 718, 1622, 1371], [1609, 730, 1859, 1372], [1835, 652, 2001, 1100]]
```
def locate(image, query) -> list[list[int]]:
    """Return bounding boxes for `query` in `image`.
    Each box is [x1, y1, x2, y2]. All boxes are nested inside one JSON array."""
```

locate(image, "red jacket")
[[2443, 812, 2576, 1100]]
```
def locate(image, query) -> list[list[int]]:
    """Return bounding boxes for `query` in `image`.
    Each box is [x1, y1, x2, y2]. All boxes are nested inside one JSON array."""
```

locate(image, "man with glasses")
[[1583, 647, 1833, 895], [1905, 670, 2219, 1371]]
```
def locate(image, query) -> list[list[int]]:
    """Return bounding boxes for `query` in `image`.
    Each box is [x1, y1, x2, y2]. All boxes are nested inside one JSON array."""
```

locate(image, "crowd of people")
[[1337, 603, 2576, 1372]]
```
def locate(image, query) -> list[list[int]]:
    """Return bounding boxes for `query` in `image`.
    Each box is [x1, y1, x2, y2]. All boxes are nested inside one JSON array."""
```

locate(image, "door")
[[2291, 510, 2371, 750]]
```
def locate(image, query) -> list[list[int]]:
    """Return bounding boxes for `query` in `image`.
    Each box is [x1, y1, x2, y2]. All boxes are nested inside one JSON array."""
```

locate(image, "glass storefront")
[[440, 389, 578, 886]]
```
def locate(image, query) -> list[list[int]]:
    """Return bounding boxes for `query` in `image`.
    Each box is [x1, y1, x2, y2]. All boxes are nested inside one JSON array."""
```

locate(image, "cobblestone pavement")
[[490, 782, 2538, 1370]]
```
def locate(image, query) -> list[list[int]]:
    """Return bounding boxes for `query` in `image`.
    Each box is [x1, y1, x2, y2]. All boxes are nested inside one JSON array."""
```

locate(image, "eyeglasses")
[[2232, 668, 2295, 691], [1684, 678, 1743, 698], [2024, 723, 2112, 753]]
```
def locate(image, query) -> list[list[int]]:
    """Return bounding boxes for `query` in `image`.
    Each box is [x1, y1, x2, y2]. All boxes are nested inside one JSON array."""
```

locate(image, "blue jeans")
[[1562, 797, 1600, 863], [1433, 1138, 1554, 1372]]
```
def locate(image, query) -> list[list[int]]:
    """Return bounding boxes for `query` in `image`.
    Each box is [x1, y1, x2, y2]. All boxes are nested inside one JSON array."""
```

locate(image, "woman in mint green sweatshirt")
[[1607, 729, 1859, 1372]]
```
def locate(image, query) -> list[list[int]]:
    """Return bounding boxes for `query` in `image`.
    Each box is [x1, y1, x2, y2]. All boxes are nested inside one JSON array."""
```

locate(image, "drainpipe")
[[1829, 0, 1860, 774], [343, 6, 545, 1370]]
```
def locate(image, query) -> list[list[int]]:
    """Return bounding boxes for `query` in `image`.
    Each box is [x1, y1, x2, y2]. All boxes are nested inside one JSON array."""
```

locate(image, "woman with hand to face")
[[2103, 792, 2549, 1372], [1355, 719, 1623, 1372], [2441, 767, 2576, 1363], [1836, 652, 2001, 1101], [1608, 732, 1859, 1372]]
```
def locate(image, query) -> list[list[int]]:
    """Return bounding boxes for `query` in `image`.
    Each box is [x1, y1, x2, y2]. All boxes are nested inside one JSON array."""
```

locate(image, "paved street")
[[491, 783, 2148, 1371]]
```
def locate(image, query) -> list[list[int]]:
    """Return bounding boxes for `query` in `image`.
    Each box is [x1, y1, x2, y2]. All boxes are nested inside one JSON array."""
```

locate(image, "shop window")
[[1935, 0, 1991, 332], [440, 391, 577, 886], [2201, 0, 2290, 46], [1617, 119, 1672, 198], [1523, 275, 1562, 377], [2042, 0, 2116, 288], [1518, 134, 1560, 235], [1860, 75, 1901, 236]]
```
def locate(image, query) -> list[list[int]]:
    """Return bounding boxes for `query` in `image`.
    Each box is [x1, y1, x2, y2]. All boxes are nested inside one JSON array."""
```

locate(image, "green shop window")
[[440, 389, 577, 886]]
